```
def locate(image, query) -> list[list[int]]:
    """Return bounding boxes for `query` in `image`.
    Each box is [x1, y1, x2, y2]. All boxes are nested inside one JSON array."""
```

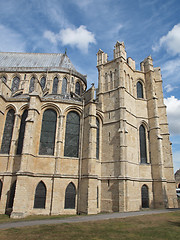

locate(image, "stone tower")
[[96, 41, 177, 211]]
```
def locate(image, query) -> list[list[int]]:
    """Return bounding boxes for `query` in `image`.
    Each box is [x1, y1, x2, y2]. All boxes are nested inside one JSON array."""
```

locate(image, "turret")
[[114, 41, 127, 60], [97, 49, 108, 66], [141, 55, 154, 72]]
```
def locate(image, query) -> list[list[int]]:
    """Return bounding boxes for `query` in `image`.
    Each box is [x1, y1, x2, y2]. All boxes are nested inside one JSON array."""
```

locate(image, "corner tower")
[[96, 41, 177, 212]]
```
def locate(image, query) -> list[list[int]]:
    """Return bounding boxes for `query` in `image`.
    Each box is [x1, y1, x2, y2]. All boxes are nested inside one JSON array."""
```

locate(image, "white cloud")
[[44, 25, 96, 53], [73, 0, 94, 9], [43, 31, 57, 44], [59, 26, 96, 53], [162, 58, 180, 77], [0, 24, 25, 52], [164, 96, 180, 135], [152, 23, 180, 55], [164, 84, 178, 93]]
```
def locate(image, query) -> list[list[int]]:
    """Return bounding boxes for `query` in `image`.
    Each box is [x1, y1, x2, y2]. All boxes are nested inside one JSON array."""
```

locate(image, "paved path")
[[0, 209, 179, 230]]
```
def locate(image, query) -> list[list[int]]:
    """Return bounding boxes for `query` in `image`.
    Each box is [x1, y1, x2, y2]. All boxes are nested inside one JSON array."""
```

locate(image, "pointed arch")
[[39, 109, 57, 155], [17, 109, 28, 154], [0, 109, 15, 154], [141, 184, 149, 208], [75, 81, 80, 95], [139, 124, 147, 163], [137, 81, 143, 98], [64, 111, 80, 157], [62, 77, 67, 94], [40, 77, 46, 90], [29, 77, 35, 93], [34, 181, 46, 209], [0, 180, 2, 200], [52, 77, 58, 94], [65, 182, 76, 209], [11, 76, 20, 93], [8, 181, 16, 208]]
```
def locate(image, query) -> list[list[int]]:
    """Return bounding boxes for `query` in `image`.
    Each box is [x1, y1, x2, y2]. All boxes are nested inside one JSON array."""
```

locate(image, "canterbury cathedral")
[[0, 41, 177, 218]]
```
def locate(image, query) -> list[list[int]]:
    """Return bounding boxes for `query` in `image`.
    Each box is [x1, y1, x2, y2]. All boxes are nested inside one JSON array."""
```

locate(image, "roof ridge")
[[0, 52, 63, 55]]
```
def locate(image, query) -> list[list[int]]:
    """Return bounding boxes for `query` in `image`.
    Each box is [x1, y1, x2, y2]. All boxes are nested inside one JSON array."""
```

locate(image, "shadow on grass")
[[168, 221, 180, 227]]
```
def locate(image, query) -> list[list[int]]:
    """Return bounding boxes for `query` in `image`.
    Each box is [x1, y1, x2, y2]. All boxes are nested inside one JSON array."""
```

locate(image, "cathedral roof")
[[0, 52, 86, 85]]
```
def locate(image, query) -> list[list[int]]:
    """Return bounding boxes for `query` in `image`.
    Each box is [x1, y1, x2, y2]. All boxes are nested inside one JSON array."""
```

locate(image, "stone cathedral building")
[[0, 41, 177, 218]]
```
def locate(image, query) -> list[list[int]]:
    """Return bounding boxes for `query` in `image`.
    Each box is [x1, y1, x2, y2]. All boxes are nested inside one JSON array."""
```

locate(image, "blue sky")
[[0, 0, 180, 172]]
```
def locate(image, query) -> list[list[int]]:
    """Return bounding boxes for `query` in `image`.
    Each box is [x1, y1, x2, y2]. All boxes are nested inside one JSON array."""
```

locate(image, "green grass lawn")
[[0, 211, 180, 240], [0, 214, 76, 223]]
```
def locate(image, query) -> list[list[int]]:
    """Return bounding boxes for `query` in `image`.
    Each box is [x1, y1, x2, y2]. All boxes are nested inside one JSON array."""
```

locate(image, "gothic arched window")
[[11, 76, 20, 93], [65, 182, 76, 209], [141, 185, 149, 208], [139, 125, 147, 163], [29, 77, 35, 93], [137, 81, 143, 98], [17, 109, 28, 154], [0, 109, 15, 154], [75, 82, 80, 95], [8, 181, 16, 208], [110, 71, 112, 81], [62, 78, 67, 94], [40, 77, 46, 90], [52, 77, 58, 94], [34, 181, 46, 209], [96, 118, 100, 159], [64, 111, 80, 158], [0, 180, 2, 200], [39, 109, 57, 155]]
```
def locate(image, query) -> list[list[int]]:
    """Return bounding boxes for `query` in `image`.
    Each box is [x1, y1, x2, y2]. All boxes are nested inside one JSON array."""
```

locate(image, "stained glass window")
[[139, 125, 147, 163], [137, 81, 143, 98], [39, 109, 57, 155], [34, 181, 46, 209], [40, 77, 46, 90], [64, 111, 80, 158], [52, 77, 58, 94], [11, 77, 20, 93], [141, 185, 149, 208], [96, 118, 99, 159], [29, 77, 35, 93], [65, 182, 76, 209], [17, 109, 28, 154], [75, 82, 80, 95], [0, 109, 15, 154], [62, 78, 67, 94], [8, 181, 16, 208]]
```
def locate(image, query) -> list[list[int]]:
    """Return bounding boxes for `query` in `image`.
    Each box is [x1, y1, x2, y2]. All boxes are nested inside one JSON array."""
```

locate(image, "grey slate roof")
[[0, 52, 87, 85], [0, 52, 75, 70]]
